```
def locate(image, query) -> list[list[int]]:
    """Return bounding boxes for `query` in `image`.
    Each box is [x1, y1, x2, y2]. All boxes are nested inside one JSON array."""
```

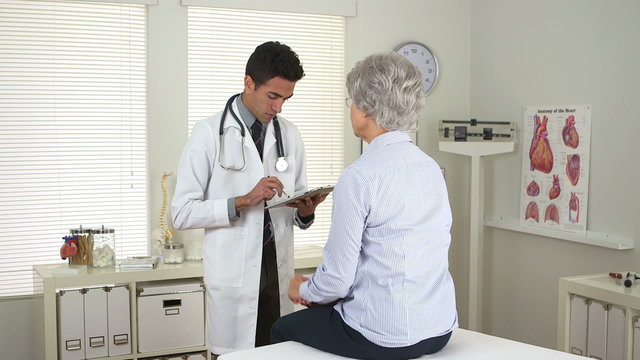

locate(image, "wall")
[[0, 298, 36, 359], [9, 0, 639, 356], [0, 1, 471, 358], [470, 0, 640, 348], [9, 0, 640, 356]]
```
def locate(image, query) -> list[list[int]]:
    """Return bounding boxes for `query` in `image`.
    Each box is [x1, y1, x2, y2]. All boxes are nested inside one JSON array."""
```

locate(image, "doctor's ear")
[[244, 75, 255, 92]]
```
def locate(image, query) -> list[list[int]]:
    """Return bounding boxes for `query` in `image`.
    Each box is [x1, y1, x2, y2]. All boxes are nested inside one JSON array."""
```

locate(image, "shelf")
[[485, 216, 634, 250], [35, 261, 205, 289], [562, 273, 640, 309], [34, 261, 209, 360], [34, 254, 324, 360], [558, 273, 640, 359]]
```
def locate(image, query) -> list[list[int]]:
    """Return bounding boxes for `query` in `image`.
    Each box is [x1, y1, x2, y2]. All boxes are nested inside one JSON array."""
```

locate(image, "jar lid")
[[93, 225, 115, 234], [164, 242, 184, 249], [70, 226, 93, 234]]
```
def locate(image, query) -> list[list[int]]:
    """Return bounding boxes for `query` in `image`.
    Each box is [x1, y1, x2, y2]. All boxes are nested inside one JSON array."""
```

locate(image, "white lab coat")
[[171, 98, 310, 354]]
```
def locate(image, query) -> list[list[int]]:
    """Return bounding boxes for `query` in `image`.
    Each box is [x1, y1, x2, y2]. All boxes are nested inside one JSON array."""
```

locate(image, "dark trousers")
[[255, 240, 280, 347], [271, 305, 452, 360]]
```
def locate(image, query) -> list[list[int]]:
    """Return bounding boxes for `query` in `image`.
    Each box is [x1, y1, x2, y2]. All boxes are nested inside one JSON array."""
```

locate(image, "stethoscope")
[[218, 93, 288, 172]]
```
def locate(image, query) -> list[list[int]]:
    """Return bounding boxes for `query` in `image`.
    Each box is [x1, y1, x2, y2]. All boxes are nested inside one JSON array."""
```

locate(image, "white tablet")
[[266, 185, 334, 209]]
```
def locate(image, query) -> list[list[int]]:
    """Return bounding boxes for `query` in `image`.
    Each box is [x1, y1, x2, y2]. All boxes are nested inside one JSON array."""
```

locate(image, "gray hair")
[[346, 51, 425, 132]]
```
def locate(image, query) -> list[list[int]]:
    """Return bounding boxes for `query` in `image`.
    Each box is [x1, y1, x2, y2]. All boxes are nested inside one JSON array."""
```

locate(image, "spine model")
[[160, 171, 175, 243]]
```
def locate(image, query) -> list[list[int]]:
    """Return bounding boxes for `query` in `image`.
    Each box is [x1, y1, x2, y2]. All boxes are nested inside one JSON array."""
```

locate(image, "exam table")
[[218, 328, 583, 360]]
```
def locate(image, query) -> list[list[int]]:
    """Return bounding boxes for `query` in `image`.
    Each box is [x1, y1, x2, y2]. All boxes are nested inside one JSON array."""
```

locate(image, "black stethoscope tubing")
[[272, 114, 285, 160], [220, 93, 245, 137], [219, 93, 286, 161]]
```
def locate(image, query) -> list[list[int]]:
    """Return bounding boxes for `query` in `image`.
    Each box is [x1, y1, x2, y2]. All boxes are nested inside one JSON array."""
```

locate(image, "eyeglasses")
[[345, 97, 353, 108]]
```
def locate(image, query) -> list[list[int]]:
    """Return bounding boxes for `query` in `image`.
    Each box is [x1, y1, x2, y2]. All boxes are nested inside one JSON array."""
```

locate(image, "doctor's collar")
[[235, 93, 256, 128]]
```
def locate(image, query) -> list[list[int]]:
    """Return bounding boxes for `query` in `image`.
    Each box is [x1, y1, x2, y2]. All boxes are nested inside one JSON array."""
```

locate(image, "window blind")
[[187, 7, 344, 248], [0, 0, 148, 297]]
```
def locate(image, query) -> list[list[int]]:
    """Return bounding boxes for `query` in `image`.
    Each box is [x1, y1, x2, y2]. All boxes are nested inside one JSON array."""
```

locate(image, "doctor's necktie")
[[251, 120, 274, 246], [251, 120, 264, 159]]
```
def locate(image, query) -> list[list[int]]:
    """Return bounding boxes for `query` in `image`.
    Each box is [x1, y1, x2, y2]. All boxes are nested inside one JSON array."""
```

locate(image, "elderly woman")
[[270, 52, 458, 360]]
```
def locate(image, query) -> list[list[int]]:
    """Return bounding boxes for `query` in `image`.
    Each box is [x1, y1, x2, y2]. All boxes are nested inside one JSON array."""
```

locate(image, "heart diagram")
[[527, 181, 540, 197], [566, 154, 580, 186], [529, 115, 554, 174], [521, 105, 590, 230], [545, 203, 559, 224], [569, 192, 580, 223], [562, 115, 579, 148], [549, 174, 561, 200], [525, 201, 539, 223]]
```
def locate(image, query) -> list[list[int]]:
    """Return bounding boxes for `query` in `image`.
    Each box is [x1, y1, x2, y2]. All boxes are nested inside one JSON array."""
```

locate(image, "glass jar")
[[91, 226, 116, 267], [68, 226, 94, 265], [163, 242, 184, 264]]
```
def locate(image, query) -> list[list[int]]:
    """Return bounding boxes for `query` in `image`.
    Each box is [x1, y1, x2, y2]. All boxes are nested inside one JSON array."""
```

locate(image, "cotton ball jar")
[[91, 226, 116, 267], [163, 242, 185, 264], [92, 244, 116, 267]]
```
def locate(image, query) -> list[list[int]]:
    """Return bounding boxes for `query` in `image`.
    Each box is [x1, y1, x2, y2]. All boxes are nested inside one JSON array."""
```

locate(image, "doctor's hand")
[[235, 176, 284, 212], [288, 274, 310, 305], [287, 193, 329, 218]]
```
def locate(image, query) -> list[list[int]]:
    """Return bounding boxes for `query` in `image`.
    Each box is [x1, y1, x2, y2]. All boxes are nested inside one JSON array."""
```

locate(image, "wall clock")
[[395, 42, 438, 95]]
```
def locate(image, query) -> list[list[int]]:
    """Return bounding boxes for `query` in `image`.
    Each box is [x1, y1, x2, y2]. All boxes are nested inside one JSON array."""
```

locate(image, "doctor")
[[171, 41, 327, 355]]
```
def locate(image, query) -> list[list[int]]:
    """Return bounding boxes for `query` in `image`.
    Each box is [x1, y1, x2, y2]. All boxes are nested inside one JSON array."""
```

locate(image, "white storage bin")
[[162, 352, 207, 359], [183, 352, 207, 359], [84, 287, 109, 359], [569, 295, 588, 356], [57, 285, 132, 359], [606, 306, 626, 360], [107, 285, 132, 357], [587, 300, 607, 359], [137, 278, 205, 353], [57, 289, 85, 360], [634, 318, 640, 360]]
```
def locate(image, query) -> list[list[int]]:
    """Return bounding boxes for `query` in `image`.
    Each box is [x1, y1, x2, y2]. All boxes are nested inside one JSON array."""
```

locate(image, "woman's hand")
[[288, 274, 310, 304]]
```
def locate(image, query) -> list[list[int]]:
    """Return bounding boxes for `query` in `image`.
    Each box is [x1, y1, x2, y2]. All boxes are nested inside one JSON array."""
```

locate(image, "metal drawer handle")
[[65, 339, 81, 351], [165, 308, 180, 316], [89, 336, 105, 348], [113, 333, 129, 345]]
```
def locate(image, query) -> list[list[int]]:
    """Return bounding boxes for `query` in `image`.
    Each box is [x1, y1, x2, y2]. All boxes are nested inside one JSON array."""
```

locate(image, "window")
[[187, 7, 345, 248], [0, 0, 148, 297]]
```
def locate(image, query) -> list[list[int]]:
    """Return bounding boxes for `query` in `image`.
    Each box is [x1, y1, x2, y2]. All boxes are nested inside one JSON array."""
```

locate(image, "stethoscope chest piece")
[[275, 157, 288, 172]]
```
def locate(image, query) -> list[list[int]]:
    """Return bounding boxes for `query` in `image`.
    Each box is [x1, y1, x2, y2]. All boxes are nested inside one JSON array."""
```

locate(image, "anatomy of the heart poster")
[[520, 105, 591, 232]]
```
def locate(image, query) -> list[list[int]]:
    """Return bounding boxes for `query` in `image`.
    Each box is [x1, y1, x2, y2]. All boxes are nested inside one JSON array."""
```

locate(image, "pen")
[[264, 176, 287, 197]]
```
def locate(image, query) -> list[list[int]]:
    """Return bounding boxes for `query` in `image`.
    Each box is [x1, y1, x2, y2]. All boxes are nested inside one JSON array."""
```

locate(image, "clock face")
[[395, 42, 438, 94]]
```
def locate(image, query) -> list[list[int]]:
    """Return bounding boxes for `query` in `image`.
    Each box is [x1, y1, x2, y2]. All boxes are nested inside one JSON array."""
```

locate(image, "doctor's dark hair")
[[347, 52, 424, 132], [245, 41, 305, 87]]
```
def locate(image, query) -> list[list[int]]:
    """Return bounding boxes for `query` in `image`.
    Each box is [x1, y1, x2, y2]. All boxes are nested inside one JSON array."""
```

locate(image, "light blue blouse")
[[299, 131, 458, 348]]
